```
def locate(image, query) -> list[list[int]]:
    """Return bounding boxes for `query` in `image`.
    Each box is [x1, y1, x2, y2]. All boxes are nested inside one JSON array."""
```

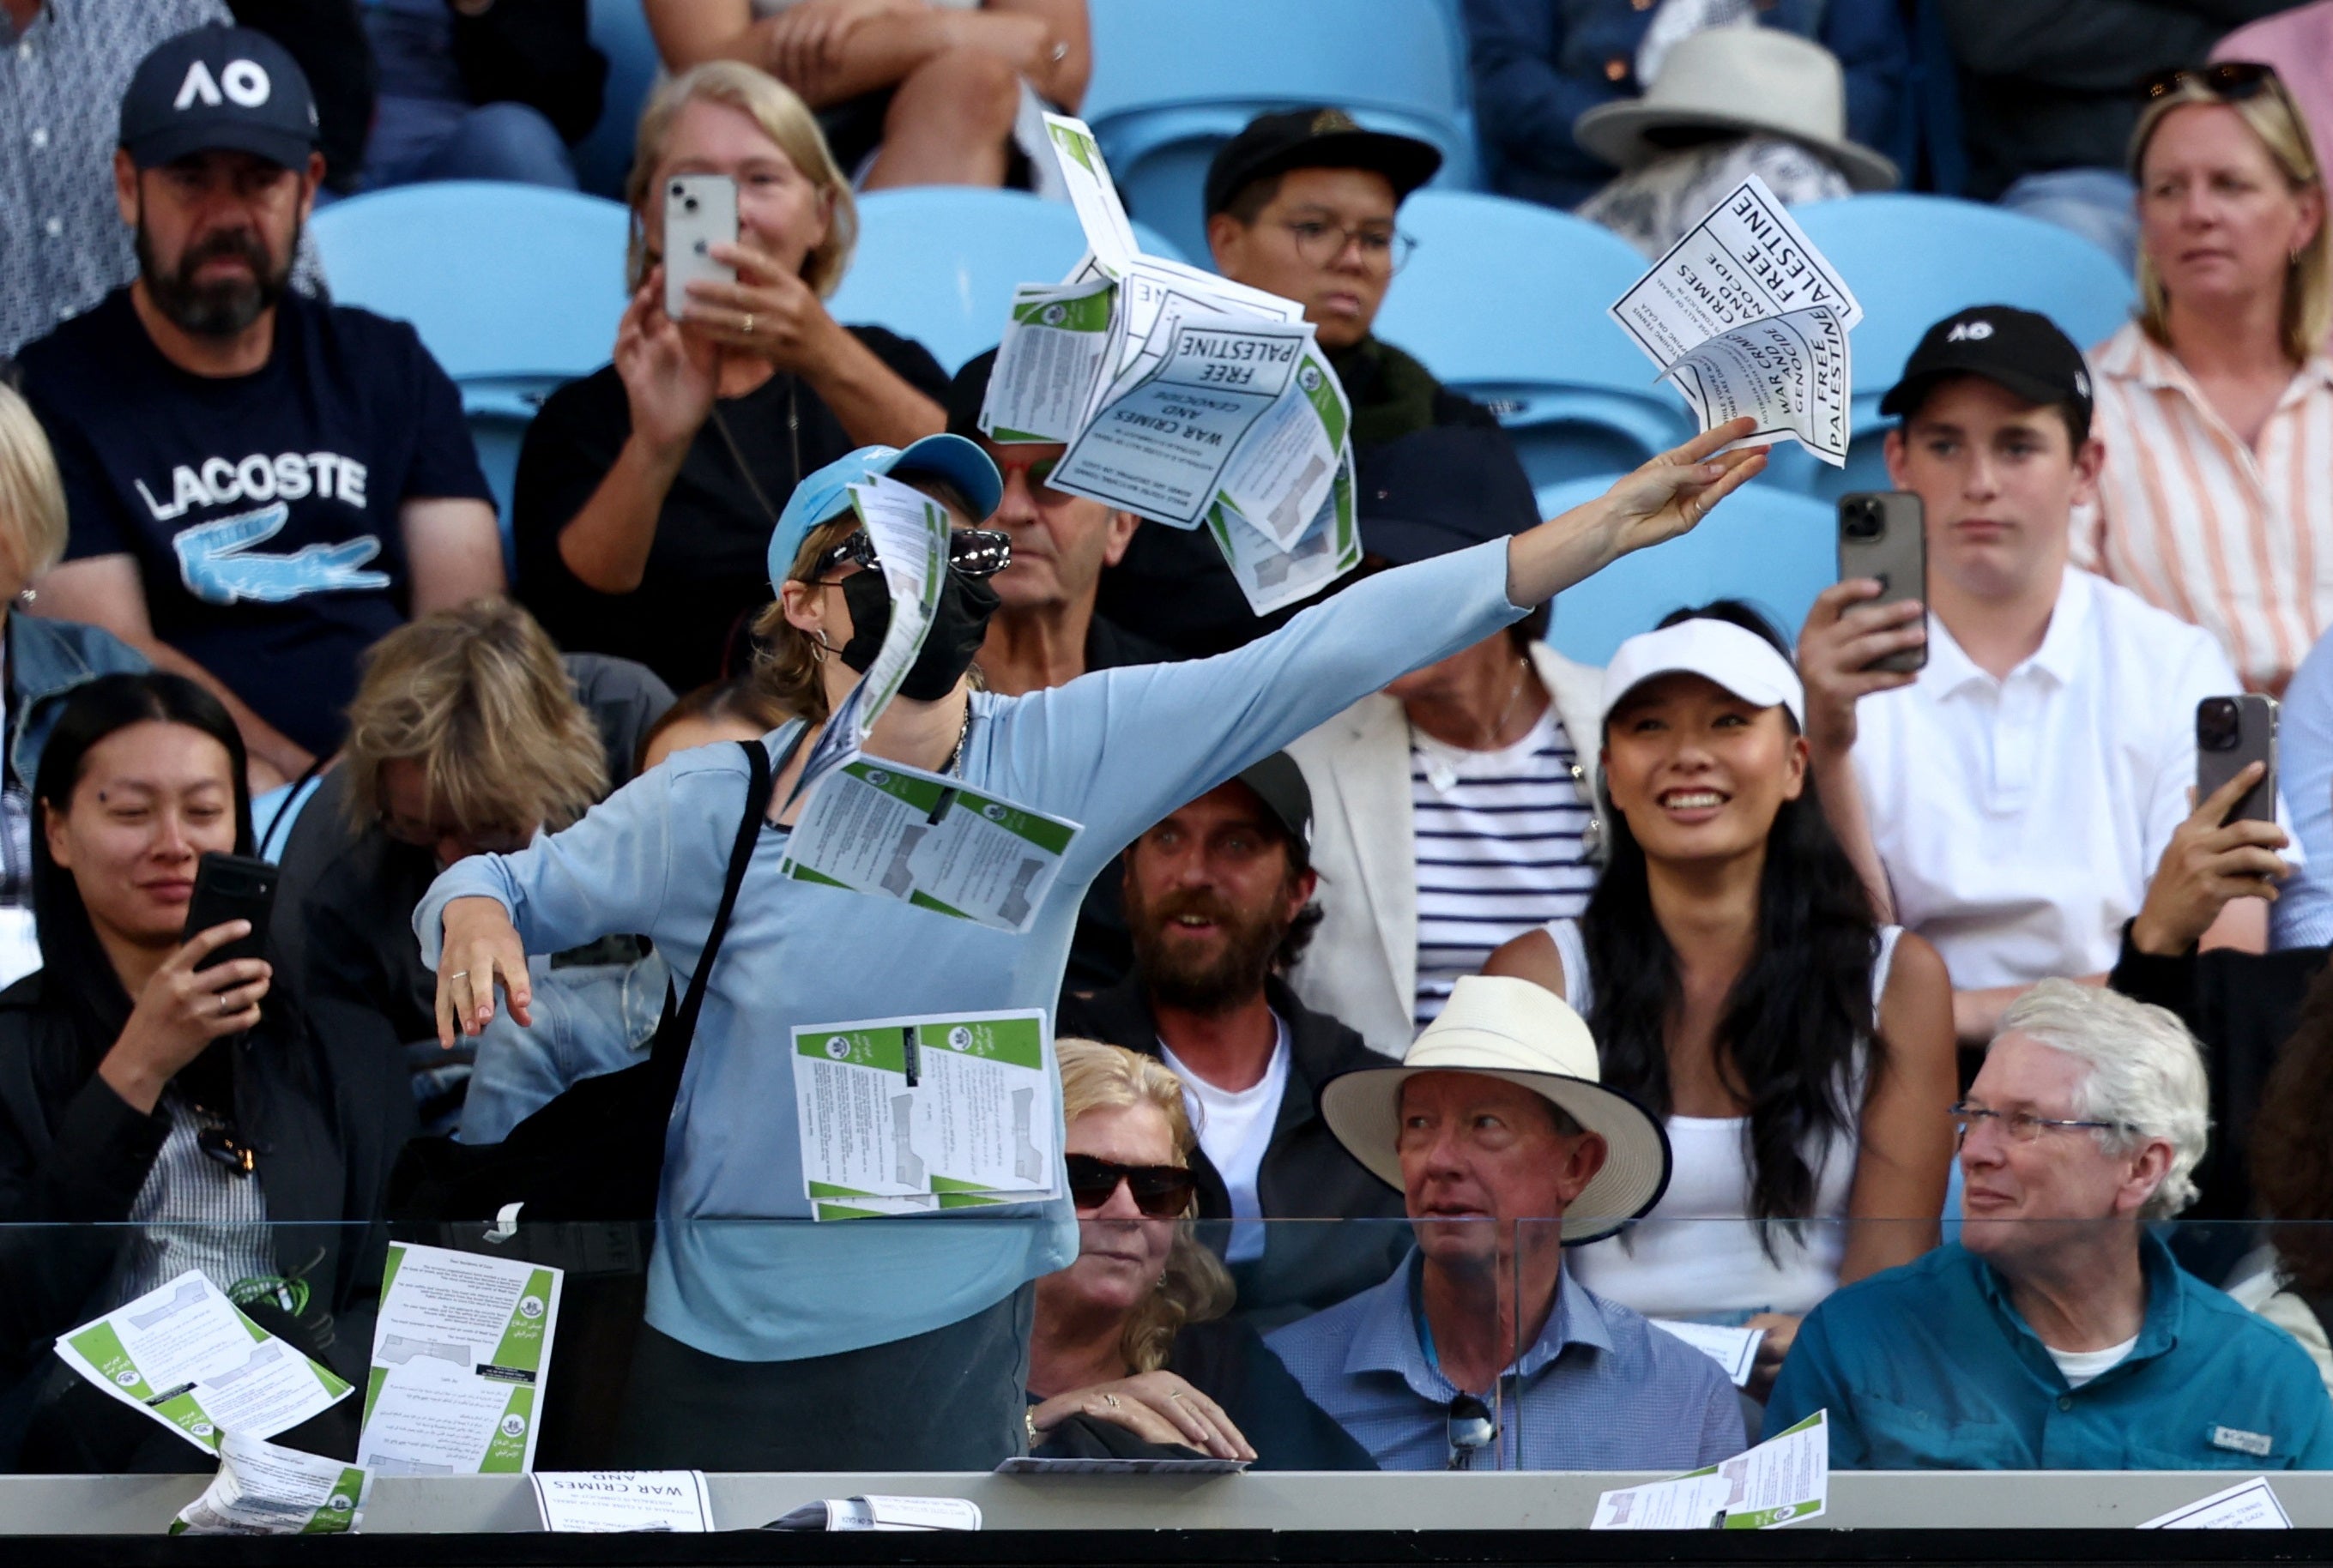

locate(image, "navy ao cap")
[[119, 25, 319, 172], [1878, 305, 2094, 426], [1205, 107, 1442, 218]]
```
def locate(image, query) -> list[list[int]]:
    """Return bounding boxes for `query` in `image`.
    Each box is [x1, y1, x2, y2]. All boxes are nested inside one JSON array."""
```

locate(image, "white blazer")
[[1285, 642, 1605, 1059]]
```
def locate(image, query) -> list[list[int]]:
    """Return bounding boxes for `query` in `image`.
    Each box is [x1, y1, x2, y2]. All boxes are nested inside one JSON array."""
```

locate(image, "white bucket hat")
[[1318, 975, 1671, 1245], [1574, 27, 1899, 193]]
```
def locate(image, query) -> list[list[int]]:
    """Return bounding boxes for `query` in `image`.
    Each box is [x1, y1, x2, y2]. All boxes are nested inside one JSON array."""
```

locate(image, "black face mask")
[[837, 568, 1000, 701]]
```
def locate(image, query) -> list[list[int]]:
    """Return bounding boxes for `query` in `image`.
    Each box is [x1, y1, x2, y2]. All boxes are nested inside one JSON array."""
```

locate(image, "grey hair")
[[1994, 978, 2210, 1220]]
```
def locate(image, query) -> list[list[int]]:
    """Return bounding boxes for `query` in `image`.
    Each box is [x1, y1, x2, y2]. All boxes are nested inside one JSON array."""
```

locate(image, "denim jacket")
[[9, 613, 148, 789]]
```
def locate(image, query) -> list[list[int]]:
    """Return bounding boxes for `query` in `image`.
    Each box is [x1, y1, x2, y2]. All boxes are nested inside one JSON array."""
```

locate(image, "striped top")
[[1410, 705, 1595, 1029], [2079, 322, 2333, 694]]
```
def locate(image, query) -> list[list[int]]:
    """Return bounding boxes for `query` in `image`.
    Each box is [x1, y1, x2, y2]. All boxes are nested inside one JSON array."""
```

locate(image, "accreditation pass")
[[791, 1010, 1061, 1221]]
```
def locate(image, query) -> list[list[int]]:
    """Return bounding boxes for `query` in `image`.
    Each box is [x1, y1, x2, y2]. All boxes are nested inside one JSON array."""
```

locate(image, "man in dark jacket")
[[1059, 753, 1405, 1325], [1093, 108, 1543, 660]]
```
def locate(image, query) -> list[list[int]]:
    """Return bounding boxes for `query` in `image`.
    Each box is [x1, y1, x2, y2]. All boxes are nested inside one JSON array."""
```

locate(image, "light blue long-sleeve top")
[[415, 540, 1524, 1362]]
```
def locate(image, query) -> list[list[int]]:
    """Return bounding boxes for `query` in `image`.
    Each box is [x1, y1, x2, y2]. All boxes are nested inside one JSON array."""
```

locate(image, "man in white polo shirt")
[[1798, 305, 2278, 1052]]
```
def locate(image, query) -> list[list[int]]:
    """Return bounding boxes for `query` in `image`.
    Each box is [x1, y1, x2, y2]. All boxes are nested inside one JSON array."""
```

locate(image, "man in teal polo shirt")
[[1769, 980, 2333, 1469]]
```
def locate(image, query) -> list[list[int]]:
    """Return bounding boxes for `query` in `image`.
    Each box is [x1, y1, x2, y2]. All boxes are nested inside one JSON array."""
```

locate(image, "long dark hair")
[[31, 673, 254, 1063], [2252, 960, 2333, 1294], [1581, 601, 1883, 1232]]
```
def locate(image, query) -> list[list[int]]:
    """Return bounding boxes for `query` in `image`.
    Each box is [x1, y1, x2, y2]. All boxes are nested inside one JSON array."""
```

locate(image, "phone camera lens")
[[683, 196, 699, 214], [2198, 698, 2239, 751], [1844, 499, 1883, 540]]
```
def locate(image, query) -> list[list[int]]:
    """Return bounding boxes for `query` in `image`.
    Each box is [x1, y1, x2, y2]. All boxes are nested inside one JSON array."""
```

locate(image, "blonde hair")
[[1056, 1039, 1236, 1375], [0, 383, 69, 582], [342, 600, 607, 838], [2131, 75, 2333, 363], [625, 62, 857, 299]]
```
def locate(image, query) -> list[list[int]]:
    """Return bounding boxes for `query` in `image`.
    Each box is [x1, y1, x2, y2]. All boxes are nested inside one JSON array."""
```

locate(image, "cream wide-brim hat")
[[1318, 975, 1671, 1245], [1574, 27, 1899, 194]]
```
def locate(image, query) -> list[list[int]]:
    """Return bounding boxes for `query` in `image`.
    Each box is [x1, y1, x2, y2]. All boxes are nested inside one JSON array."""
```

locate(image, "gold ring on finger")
[[1103, 1394, 1120, 1410], [221, 994, 234, 1016], [447, 971, 469, 982]]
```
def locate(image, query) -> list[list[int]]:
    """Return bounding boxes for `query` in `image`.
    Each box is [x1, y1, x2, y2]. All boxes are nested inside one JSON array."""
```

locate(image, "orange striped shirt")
[[2079, 323, 2333, 694]]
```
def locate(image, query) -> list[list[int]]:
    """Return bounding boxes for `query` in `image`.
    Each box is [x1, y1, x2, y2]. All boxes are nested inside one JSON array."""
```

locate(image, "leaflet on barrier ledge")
[[172, 1432, 372, 1536], [790, 1009, 1061, 1221], [1593, 1409, 1828, 1530], [53, 1269, 354, 1454], [1610, 175, 1860, 467], [357, 1243, 563, 1476]]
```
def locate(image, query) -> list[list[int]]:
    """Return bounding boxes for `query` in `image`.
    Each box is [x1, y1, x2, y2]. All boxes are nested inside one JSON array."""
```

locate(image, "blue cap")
[[765, 435, 1005, 589]]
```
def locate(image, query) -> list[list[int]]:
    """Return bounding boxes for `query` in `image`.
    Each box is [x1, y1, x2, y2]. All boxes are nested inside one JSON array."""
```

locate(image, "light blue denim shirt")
[[1266, 1250, 1745, 1470], [2274, 626, 2333, 948], [416, 540, 1523, 1362]]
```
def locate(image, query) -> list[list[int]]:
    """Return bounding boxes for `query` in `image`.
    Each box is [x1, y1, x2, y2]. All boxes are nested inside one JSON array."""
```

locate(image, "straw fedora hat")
[[1318, 975, 1671, 1245], [1574, 27, 1898, 193]]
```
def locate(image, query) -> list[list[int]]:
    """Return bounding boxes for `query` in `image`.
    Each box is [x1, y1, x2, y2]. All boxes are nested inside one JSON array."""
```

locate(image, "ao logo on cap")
[[174, 58, 271, 112], [1946, 319, 1995, 342]]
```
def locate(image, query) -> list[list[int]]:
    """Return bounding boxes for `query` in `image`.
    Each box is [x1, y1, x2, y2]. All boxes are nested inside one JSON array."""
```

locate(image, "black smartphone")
[[2197, 694, 2278, 826], [182, 852, 278, 971], [1836, 492, 1927, 673]]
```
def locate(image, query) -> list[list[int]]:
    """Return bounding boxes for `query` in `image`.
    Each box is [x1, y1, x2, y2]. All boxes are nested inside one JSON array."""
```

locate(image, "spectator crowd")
[[6, 0, 2333, 1488]]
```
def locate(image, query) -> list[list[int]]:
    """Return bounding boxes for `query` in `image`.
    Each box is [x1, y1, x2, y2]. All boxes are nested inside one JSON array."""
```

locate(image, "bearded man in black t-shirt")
[[16, 25, 502, 787]]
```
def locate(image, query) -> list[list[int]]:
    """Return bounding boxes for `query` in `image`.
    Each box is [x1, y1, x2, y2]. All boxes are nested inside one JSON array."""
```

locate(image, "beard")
[[1127, 883, 1290, 1016], [137, 216, 294, 338]]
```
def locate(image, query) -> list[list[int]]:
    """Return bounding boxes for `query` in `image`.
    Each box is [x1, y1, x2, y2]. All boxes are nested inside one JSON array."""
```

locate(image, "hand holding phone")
[[1835, 492, 1927, 674], [2197, 694, 2278, 826], [663, 173, 738, 324], [183, 852, 278, 970]]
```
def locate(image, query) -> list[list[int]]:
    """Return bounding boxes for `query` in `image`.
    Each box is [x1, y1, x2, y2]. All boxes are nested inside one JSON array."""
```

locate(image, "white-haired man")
[[1769, 980, 2333, 1468]]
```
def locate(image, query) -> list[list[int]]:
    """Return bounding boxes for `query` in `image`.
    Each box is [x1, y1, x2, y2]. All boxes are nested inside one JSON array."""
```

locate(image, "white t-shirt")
[[1163, 1016, 1290, 1266], [2046, 1336, 2137, 1389], [1851, 568, 2247, 989]]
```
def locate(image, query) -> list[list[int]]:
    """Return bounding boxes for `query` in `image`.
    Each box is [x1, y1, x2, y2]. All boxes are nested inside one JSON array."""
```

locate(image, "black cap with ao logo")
[[1878, 305, 2094, 426], [119, 25, 319, 172], [1204, 107, 1443, 218]]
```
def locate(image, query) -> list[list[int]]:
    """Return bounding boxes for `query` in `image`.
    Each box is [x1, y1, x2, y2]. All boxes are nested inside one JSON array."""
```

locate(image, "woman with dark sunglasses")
[[1026, 1040, 1371, 1470], [0, 674, 403, 1472]]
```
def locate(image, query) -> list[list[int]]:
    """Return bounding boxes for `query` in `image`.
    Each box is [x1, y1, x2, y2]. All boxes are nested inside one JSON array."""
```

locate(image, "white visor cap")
[[1598, 618, 1807, 734]]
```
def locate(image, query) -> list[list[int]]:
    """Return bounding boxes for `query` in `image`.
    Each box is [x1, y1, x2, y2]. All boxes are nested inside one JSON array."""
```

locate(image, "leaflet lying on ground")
[[358, 1244, 562, 1475], [2141, 1477, 2292, 1529], [1647, 1319, 1766, 1388], [172, 1432, 370, 1536], [533, 1472, 713, 1532], [780, 756, 1080, 932], [979, 113, 1355, 612], [1593, 1410, 1828, 1530], [1610, 175, 1859, 467], [791, 1009, 1061, 1221], [53, 1270, 353, 1454], [769, 1495, 984, 1530]]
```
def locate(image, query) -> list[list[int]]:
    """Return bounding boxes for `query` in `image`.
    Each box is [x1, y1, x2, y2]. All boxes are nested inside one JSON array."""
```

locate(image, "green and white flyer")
[[52, 1269, 353, 1454], [1591, 1410, 1828, 1530], [791, 1010, 1060, 1221], [171, 1432, 370, 1536], [357, 1243, 563, 1475]]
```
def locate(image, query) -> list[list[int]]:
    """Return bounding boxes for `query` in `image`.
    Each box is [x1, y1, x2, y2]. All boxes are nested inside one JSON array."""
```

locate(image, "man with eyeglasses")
[[1768, 978, 2333, 1469], [1094, 108, 1541, 660]]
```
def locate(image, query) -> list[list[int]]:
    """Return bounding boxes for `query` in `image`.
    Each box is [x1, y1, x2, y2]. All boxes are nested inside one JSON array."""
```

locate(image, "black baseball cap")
[[946, 348, 1000, 443], [1230, 751, 1314, 859], [1357, 425, 1541, 567], [119, 25, 319, 172], [1204, 107, 1442, 219], [1878, 305, 2094, 425]]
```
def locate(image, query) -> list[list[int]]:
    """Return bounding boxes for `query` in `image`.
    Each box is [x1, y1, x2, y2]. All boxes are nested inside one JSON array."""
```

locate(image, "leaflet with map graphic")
[[1592, 1410, 1828, 1530], [172, 1432, 371, 1536], [53, 1270, 352, 1454], [1609, 175, 1860, 467], [790, 1010, 1060, 1221], [358, 1244, 563, 1475]]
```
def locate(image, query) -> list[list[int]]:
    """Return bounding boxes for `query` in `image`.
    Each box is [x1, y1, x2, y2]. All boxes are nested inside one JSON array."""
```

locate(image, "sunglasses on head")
[[2141, 60, 2278, 104], [818, 528, 1013, 580], [1065, 1154, 1195, 1217]]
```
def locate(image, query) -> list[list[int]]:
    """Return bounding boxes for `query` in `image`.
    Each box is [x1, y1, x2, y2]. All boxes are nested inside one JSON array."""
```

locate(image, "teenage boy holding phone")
[[1797, 305, 2288, 1052]]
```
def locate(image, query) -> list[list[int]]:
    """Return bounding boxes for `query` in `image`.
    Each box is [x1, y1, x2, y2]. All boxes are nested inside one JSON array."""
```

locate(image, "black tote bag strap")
[[654, 732, 793, 1077]]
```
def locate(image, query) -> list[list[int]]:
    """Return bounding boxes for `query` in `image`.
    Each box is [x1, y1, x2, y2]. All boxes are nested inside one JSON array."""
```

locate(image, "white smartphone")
[[662, 172, 737, 323]]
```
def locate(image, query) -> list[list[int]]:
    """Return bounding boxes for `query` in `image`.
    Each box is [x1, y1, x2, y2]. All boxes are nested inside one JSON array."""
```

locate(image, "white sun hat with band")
[[1318, 975, 1671, 1245], [1597, 617, 1807, 734]]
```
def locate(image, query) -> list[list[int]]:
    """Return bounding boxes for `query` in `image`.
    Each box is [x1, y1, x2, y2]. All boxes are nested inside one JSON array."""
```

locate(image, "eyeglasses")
[[817, 528, 1013, 580], [379, 810, 531, 857], [1064, 1154, 1196, 1218], [1949, 1101, 2138, 1146], [197, 1124, 256, 1177], [1277, 217, 1417, 275], [2141, 61, 2278, 104], [1445, 1393, 1497, 1470], [994, 452, 1073, 504]]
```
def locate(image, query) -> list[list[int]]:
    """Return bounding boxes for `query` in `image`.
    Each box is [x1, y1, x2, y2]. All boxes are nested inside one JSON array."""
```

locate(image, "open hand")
[[434, 896, 535, 1047], [1029, 1371, 1255, 1461], [1597, 417, 1772, 557]]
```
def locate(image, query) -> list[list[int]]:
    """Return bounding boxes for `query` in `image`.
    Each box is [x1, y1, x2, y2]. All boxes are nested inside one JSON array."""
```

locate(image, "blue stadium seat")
[[1538, 476, 1835, 666], [1771, 194, 2137, 499], [311, 183, 633, 558], [825, 188, 1185, 372], [1375, 190, 1694, 489], [1081, 0, 1478, 261], [574, 0, 662, 201]]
